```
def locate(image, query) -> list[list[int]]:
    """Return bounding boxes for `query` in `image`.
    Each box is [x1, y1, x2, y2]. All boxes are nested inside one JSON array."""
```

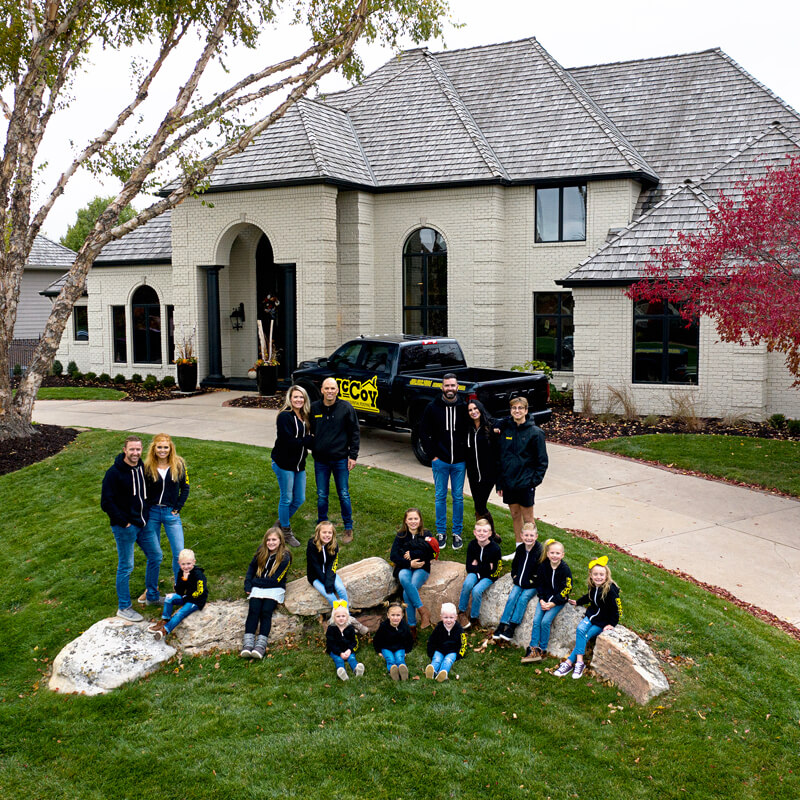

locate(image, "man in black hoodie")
[[310, 378, 360, 544], [419, 374, 469, 550], [101, 436, 162, 621]]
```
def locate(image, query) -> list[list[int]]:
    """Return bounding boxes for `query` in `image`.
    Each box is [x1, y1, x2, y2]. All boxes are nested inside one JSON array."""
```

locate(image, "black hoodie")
[[495, 416, 548, 493], [576, 583, 622, 628], [306, 538, 339, 592], [419, 394, 469, 464], [326, 623, 359, 656], [535, 560, 572, 605], [173, 565, 209, 610], [509, 541, 543, 590], [244, 551, 292, 593], [310, 398, 360, 462], [389, 530, 436, 578], [426, 621, 468, 659], [464, 539, 503, 581], [101, 453, 149, 528], [272, 410, 313, 472], [372, 618, 415, 654]]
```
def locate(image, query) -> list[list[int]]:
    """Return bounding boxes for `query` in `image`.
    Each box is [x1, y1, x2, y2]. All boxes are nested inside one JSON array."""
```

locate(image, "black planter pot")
[[176, 362, 198, 393], [257, 365, 278, 396]]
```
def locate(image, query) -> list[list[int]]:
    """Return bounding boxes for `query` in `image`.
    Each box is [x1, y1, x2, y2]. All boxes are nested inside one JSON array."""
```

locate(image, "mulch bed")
[[38, 374, 200, 401], [0, 423, 79, 477]]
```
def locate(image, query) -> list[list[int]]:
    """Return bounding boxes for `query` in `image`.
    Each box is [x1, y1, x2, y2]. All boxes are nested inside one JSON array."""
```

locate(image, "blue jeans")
[[431, 651, 458, 675], [144, 505, 184, 581], [381, 649, 407, 672], [569, 617, 604, 662], [271, 461, 306, 529], [397, 568, 429, 626], [529, 603, 565, 650], [499, 585, 537, 625], [431, 459, 466, 538], [162, 593, 199, 633], [330, 652, 359, 672], [111, 523, 162, 609], [458, 574, 493, 618], [312, 575, 348, 607], [315, 458, 353, 529]]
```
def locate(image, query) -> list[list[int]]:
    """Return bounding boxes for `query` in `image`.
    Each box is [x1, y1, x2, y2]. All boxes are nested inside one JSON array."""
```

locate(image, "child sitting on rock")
[[149, 549, 207, 640], [425, 602, 467, 682], [373, 602, 415, 680], [492, 522, 541, 642], [326, 600, 365, 681], [457, 518, 502, 629], [553, 556, 621, 680]]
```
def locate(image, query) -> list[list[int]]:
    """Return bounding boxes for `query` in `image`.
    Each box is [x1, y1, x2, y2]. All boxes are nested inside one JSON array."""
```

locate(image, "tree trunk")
[[0, 402, 37, 441]]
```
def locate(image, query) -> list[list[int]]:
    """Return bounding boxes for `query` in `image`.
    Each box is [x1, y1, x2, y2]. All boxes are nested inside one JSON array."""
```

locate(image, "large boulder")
[[49, 617, 175, 695], [418, 561, 464, 624], [283, 556, 397, 615], [591, 626, 670, 704], [174, 601, 301, 655]]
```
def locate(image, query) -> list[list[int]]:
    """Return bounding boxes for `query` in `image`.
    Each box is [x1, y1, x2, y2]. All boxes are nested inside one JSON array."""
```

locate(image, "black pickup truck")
[[292, 335, 551, 464]]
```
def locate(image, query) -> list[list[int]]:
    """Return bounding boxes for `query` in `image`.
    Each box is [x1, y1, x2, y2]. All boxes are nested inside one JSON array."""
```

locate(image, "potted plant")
[[255, 294, 280, 395], [174, 332, 198, 392]]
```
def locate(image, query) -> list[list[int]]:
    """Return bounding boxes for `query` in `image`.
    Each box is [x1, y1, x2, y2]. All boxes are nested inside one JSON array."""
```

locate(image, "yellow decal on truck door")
[[337, 375, 380, 413]]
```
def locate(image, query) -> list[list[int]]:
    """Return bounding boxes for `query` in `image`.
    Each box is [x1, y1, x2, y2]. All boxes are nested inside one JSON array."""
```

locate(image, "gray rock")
[[174, 601, 301, 655], [590, 626, 670, 704], [49, 617, 175, 695], [418, 560, 464, 624], [283, 556, 397, 615]]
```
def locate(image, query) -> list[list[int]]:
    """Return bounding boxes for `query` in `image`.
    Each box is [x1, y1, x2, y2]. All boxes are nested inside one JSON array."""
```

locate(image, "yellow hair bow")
[[332, 600, 349, 610], [544, 538, 556, 546], [588, 556, 608, 569]]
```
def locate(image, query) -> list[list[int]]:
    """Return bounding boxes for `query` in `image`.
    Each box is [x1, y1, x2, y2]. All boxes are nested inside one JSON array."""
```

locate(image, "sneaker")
[[153, 629, 166, 641], [137, 591, 148, 605], [354, 662, 365, 677], [398, 664, 409, 681], [452, 534, 463, 550], [389, 664, 400, 681], [572, 661, 586, 680], [436, 670, 449, 682], [492, 624, 508, 641], [457, 612, 470, 629], [520, 647, 538, 664], [116, 607, 143, 622], [425, 664, 435, 679], [340, 529, 354, 545], [148, 620, 167, 633], [336, 666, 349, 681], [501, 552, 515, 561], [240, 633, 255, 658], [240, 646, 253, 658], [145, 595, 166, 606], [436, 532, 446, 549], [469, 617, 480, 630], [553, 660, 574, 677], [251, 644, 265, 660]]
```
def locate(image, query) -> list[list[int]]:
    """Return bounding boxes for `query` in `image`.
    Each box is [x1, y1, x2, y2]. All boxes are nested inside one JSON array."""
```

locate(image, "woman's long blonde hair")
[[279, 385, 311, 426], [143, 433, 186, 482]]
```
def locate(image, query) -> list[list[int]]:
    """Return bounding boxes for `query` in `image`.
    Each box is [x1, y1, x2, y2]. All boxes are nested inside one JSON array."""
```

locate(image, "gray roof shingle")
[[28, 235, 75, 269], [95, 210, 172, 264]]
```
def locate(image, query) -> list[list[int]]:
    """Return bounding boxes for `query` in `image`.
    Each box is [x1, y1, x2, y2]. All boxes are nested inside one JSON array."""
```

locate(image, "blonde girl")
[[553, 556, 621, 679], [372, 602, 415, 680], [306, 520, 348, 607]]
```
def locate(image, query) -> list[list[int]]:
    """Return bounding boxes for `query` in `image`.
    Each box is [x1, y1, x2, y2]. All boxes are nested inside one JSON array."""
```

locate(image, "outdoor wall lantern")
[[230, 302, 245, 330]]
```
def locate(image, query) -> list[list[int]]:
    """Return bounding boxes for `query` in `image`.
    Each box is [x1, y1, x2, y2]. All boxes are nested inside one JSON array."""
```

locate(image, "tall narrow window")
[[112, 306, 127, 363], [73, 306, 88, 341], [534, 292, 574, 371], [132, 285, 162, 363], [633, 300, 699, 384], [535, 185, 586, 242], [403, 228, 447, 336], [166, 305, 175, 364]]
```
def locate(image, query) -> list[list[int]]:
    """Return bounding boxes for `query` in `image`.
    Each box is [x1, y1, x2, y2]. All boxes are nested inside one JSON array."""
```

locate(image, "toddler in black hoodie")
[[425, 602, 467, 682], [149, 549, 207, 640], [326, 601, 365, 681], [373, 602, 415, 681]]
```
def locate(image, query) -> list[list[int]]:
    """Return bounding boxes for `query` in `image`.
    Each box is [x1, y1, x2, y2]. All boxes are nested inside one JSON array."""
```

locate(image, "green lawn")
[[1, 430, 798, 799], [590, 434, 800, 497], [33, 387, 126, 401]]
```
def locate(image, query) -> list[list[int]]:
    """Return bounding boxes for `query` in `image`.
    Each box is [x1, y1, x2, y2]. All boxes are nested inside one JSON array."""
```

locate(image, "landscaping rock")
[[174, 601, 300, 655], [418, 560, 464, 623], [590, 626, 670, 704], [283, 556, 397, 615], [49, 617, 175, 695]]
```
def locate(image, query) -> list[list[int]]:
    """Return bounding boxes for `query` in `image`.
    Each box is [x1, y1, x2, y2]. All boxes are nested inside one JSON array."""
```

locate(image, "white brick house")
[[51, 38, 800, 418]]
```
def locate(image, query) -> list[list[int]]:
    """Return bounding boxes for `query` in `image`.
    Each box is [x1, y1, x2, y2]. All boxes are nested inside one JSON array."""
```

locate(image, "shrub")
[[71, 371, 83, 381], [575, 378, 596, 418], [143, 374, 159, 390], [98, 373, 112, 383], [642, 414, 660, 427], [605, 385, 638, 420], [52, 360, 63, 376], [768, 413, 786, 429], [113, 373, 127, 384], [131, 373, 143, 383], [161, 375, 176, 388], [669, 390, 704, 432], [84, 371, 97, 382], [67, 360, 78, 375], [787, 419, 800, 436], [13, 363, 22, 376], [511, 359, 553, 378]]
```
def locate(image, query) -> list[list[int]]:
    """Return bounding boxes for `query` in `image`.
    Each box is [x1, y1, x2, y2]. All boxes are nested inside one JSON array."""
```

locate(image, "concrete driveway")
[[33, 391, 800, 627]]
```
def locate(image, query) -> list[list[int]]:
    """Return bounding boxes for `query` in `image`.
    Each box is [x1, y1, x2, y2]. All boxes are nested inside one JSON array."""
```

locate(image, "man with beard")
[[419, 374, 469, 550]]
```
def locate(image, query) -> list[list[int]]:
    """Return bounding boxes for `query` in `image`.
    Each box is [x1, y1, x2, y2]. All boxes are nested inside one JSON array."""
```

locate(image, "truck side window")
[[328, 342, 363, 371], [361, 343, 395, 374]]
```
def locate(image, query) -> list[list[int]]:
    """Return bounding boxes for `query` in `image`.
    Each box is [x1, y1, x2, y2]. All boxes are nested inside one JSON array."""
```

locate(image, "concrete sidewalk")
[[34, 391, 800, 627]]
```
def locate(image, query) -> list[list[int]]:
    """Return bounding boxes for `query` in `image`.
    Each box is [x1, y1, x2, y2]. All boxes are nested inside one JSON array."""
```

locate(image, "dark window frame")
[[112, 305, 127, 363], [402, 227, 447, 337], [632, 300, 699, 385], [132, 285, 162, 364], [535, 185, 587, 243], [73, 305, 88, 342], [533, 292, 573, 372]]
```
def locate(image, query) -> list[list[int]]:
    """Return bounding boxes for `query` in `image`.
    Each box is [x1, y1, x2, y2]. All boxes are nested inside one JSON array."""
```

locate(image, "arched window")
[[132, 285, 162, 363], [403, 228, 447, 336]]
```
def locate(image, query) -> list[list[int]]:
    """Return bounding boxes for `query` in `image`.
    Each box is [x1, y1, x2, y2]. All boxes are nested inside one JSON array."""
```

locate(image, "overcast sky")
[[37, 0, 800, 240]]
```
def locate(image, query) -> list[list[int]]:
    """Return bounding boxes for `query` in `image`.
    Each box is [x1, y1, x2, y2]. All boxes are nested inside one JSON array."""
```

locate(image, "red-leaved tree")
[[628, 157, 800, 384]]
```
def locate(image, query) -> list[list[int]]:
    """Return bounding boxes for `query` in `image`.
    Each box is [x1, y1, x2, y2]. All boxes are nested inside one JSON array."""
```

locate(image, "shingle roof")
[[27, 235, 75, 269], [40, 272, 88, 298], [94, 210, 172, 264]]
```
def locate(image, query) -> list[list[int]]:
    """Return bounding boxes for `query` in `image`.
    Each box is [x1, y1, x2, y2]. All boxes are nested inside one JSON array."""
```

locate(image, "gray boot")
[[252, 634, 268, 660], [240, 633, 255, 658]]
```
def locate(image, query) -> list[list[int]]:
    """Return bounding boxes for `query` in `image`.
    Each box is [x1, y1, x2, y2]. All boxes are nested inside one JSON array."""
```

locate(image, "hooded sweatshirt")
[[310, 398, 360, 462], [464, 539, 503, 581], [272, 410, 313, 472], [173, 565, 208, 610], [372, 618, 415, 654], [101, 453, 149, 528], [509, 541, 543, 590], [389, 530, 437, 578], [144, 464, 189, 512], [326, 623, 359, 656], [244, 551, 292, 593], [495, 416, 548, 493], [306, 538, 339, 592], [426, 621, 468, 659], [535, 560, 572, 605], [575, 583, 622, 628], [419, 394, 469, 464]]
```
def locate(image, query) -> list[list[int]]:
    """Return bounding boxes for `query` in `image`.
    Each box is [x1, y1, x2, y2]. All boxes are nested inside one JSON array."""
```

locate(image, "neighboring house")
[[52, 38, 800, 418]]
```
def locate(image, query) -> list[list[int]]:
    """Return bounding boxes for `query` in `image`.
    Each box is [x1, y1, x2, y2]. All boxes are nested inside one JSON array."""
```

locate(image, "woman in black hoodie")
[[465, 399, 499, 538]]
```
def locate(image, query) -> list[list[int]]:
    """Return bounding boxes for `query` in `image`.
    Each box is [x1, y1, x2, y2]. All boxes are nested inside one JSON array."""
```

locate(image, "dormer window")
[[535, 185, 587, 242]]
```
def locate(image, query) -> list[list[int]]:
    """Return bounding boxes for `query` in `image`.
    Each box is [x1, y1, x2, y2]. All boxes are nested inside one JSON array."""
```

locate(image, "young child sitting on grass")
[[425, 602, 467, 682], [326, 600, 365, 681], [373, 602, 415, 681], [149, 549, 207, 640]]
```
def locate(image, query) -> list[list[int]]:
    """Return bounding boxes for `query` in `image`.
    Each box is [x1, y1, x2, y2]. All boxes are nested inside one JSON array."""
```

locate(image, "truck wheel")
[[296, 379, 320, 403], [410, 425, 432, 466]]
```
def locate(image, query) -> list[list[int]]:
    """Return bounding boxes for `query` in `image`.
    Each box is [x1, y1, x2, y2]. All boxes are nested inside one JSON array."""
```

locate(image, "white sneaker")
[[354, 662, 365, 677], [436, 670, 448, 682], [553, 660, 574, 677], [336, 667, 348, 681], [116, 606, 143, 622], [501, 553, 515, 561], [572, 661, 586, 679]]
